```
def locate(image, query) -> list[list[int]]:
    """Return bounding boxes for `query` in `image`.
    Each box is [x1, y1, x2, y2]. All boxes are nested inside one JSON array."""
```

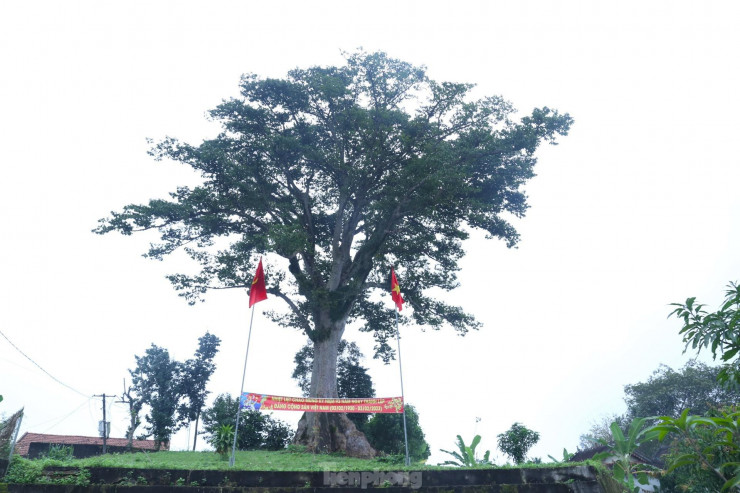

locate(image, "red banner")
[[240, 393, 404, 414]]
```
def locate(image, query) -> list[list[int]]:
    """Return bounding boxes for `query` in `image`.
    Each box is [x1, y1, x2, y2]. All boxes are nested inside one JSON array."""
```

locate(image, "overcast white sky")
[[1, 1, 739, 465]]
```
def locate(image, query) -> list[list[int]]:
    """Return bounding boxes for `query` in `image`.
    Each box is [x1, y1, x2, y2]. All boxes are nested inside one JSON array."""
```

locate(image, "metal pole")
[[94, 394, 114, 454], [395, 310, 410, 466], [230, 305, 256, 467], [102, 394, 107, 454]]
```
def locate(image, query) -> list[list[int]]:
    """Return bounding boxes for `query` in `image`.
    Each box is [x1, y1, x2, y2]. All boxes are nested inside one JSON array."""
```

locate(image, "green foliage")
[[44, 444, 74, 462], [649, 409, 740, 492], [497, 423, 540, 465], [293, 340, 375, 430], [669, 281, 740, 388], [578, 414, 630, 451], [364, 405, 430, 462], [579, 360, 739, 464], [178, 332, 221, 449], [439, 435, 492, 467], [592, 418, 653, 493], [6, 449, 583, 477], [547, 448, 574, 463], [95, 49, 572, 365], [3, 457, 42, 483], [51, 467, 91, 486], [201, 394, 293, 451], [625, 360, 740, 419], [646, 281, 740, 491], [130, 344, 181, 450], [213, 424, 234, 458], [262, 415, 294, 451], [125, 333, 221, 451]]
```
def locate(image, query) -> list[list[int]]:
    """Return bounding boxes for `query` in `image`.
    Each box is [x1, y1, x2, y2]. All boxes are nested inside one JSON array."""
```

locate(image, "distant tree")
[[293, 340, 375, 430], [120, 383, 144, 451], [497, 423, 540, 465], [625, 360, 740, 419], [364, 405, 430, 462], [95, 50, 572, 455], [179, 332, 221, 450], [201, 393, 293, 450], [130, 344, 181, 450], [577, 361, 739, 452], [578, 414, 630, 451]]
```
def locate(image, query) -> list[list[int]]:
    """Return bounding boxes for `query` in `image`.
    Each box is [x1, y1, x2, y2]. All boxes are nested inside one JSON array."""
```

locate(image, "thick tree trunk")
[[293, 318, 376, 458]]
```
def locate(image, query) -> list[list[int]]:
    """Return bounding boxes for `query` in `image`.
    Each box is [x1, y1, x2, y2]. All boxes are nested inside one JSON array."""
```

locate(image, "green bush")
[[44, 444, 74, 462], [364, 405, 430, 462], [3, 457, 43, 484]]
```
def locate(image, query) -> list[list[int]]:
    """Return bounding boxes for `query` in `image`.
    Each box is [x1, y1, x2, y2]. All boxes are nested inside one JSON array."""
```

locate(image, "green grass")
[[39, 449, 426, 472], [5, 449, 595, 476]]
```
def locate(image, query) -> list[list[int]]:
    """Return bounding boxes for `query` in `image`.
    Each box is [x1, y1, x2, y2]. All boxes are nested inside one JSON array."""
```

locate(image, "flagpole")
[[229, 304, 256, 467], [395, 309, 411, 466]]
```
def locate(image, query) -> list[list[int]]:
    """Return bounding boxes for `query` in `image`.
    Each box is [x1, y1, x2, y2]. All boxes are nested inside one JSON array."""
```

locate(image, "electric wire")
[[0, 327, 89, 398], [22, 397, 93, 431], [40, 398, 94, 433]]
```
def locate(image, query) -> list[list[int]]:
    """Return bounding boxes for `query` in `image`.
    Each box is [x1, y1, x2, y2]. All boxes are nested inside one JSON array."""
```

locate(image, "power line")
[[0, 327, 89, 398], [24, 397, 94, 432]]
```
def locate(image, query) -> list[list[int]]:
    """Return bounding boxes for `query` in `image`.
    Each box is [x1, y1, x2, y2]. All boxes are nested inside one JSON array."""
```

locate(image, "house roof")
[[14, 433, 165, 456], [570, 444, 663, 468]]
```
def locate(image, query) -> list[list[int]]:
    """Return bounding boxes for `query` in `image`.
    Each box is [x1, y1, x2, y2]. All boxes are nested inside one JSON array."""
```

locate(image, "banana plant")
[[439, 435, 492, 467], [212, 424, 235, 459], [592, 418, 653, 492], [547, 448, 575, 463]]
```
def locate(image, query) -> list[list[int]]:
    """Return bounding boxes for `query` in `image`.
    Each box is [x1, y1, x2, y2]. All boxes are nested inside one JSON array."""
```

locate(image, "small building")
[[14, 433, 166, 459]]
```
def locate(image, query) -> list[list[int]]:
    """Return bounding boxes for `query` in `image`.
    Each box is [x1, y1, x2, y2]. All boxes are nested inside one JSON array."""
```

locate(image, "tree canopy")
[[364, 405, 430, 463], [497, 422, 540, 465], [178, 332, 221, 450], [128, 333, 220, 451], [96, 50, 572, 359], [201, 393, 293, 451], [129, 344, 180, 450], [625, 360, 740, 419]]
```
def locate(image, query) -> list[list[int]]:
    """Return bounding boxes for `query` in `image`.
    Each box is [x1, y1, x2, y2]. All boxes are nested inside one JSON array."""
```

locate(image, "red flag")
[[249, 259, 268, 308], [390, 268, 404, 311]]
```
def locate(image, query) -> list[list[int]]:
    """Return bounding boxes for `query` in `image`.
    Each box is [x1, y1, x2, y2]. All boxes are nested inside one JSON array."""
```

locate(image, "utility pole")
[[94, 394, 115, 454]]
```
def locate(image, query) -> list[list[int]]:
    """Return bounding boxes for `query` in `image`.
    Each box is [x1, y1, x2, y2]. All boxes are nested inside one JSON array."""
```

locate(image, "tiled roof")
[[570, 444, 664, 468], [14, 432, 166, 456]]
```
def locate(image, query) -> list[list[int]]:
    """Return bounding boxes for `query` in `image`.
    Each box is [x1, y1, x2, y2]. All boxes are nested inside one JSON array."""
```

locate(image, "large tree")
[[96, 51, 572, 456]]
